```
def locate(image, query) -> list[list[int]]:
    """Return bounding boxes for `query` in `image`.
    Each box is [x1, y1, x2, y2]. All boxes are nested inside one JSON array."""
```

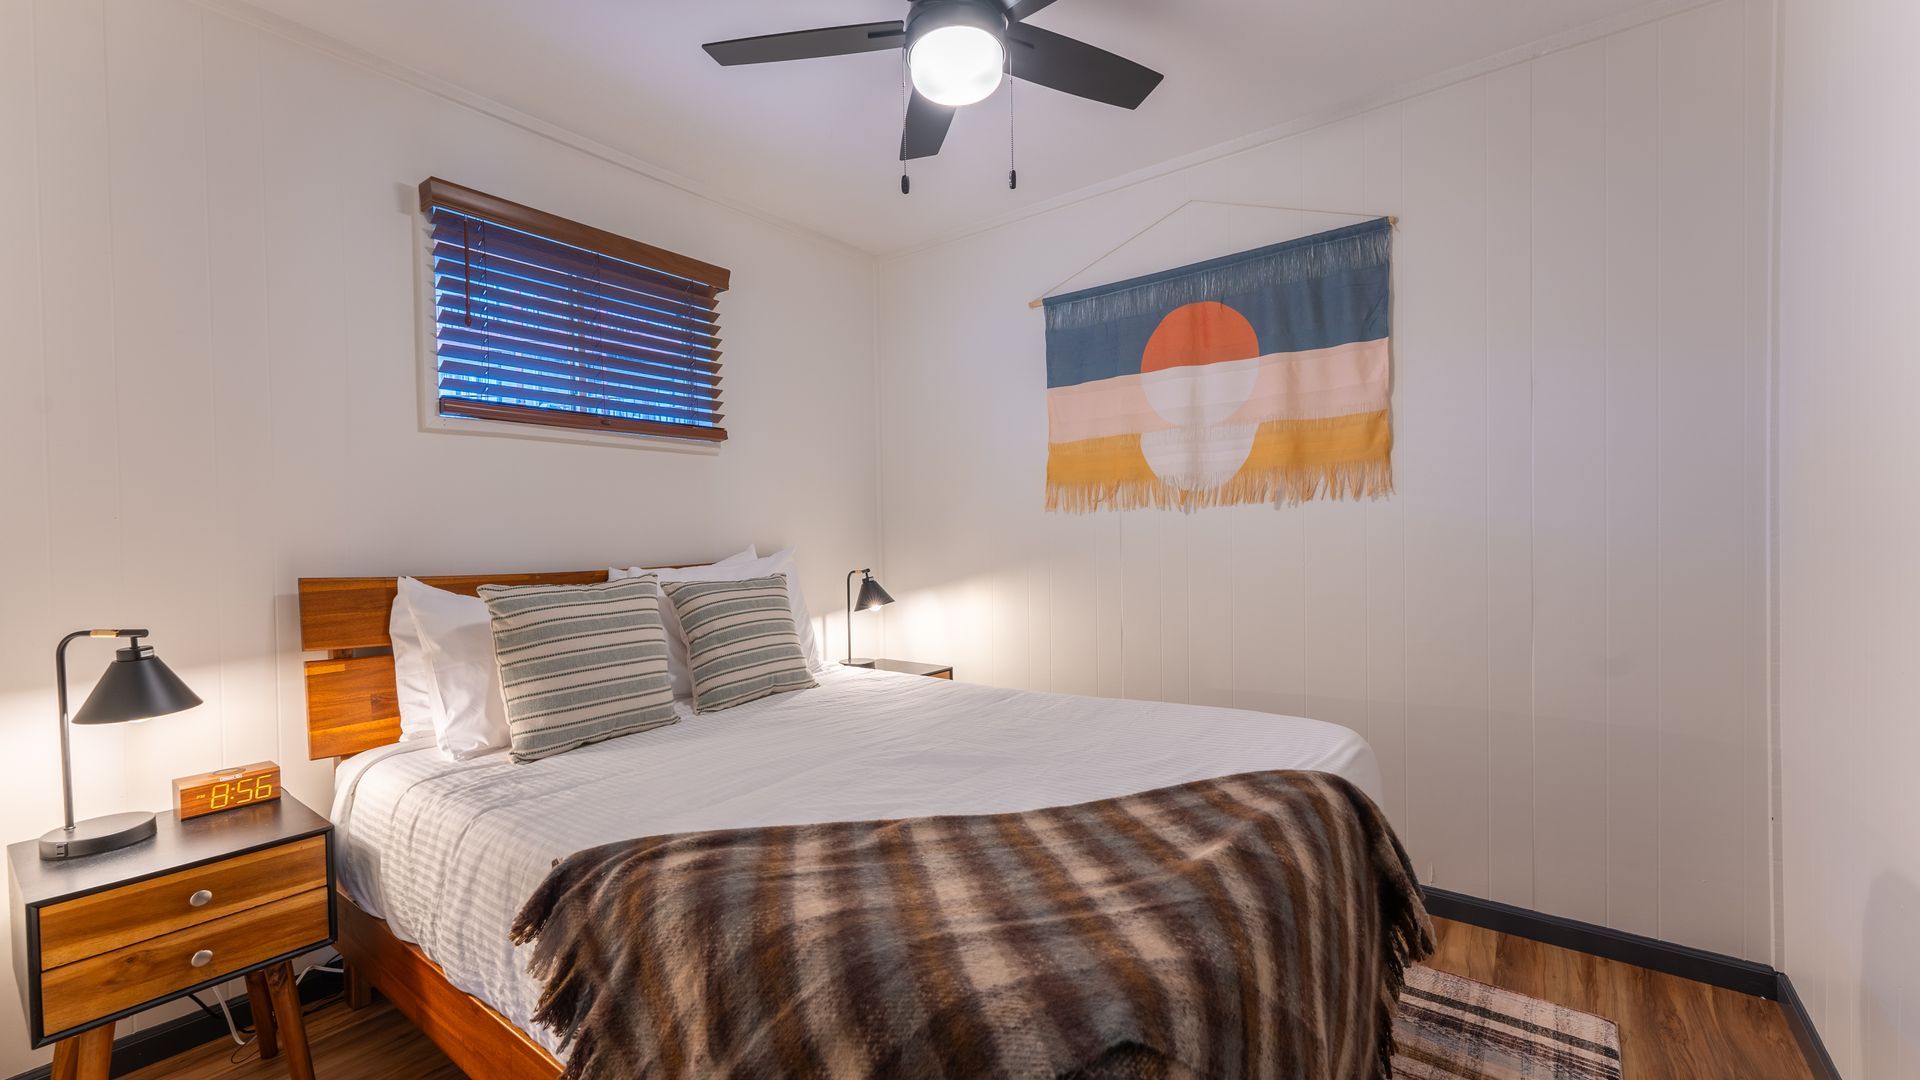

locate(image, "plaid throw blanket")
[[512, 770, 1432, 1079]]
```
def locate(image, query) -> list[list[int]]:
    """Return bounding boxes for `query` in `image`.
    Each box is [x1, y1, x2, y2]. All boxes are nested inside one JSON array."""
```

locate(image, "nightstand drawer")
[[38, 836, 327, 969], [40, 887, 329, 1035]]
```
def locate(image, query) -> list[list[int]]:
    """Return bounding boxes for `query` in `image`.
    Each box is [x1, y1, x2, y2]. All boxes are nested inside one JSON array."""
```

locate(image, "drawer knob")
[[188, 889, 213, 908], [190, 949, 214, 968]]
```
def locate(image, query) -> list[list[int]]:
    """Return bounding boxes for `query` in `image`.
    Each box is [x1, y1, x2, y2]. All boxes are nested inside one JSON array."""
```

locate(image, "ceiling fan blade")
[[703, 21, 904, 66], [1004, 0, 1062, 21], [1006, 23, 1163, 109], [900, 92, 956, 160]]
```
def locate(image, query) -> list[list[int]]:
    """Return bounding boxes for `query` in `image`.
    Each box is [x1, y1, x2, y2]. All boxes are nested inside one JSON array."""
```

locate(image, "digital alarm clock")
[[172, 760, 281, 820]]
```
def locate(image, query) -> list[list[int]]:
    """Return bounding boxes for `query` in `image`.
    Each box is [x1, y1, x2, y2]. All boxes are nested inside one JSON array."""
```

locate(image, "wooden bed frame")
[[299, 568, 677, 1079]]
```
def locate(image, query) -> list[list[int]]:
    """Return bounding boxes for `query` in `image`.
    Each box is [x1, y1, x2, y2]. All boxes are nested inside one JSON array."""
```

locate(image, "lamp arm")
[[53, 629, 142, 834]]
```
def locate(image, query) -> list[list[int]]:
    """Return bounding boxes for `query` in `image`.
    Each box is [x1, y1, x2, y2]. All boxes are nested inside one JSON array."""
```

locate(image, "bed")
[[298, 569, 1411, 1078]]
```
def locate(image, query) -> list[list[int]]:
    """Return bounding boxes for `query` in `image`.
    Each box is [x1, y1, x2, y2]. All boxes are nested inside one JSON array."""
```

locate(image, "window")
[[419, 177, 730, 443]]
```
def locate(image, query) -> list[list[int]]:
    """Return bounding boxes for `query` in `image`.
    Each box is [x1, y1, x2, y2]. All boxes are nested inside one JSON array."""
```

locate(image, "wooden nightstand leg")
[[246, 969, 281, 1059], [343, 960, 373, 1009], [50, 1022, 112, 1080], [262, 961, 315, 1080]]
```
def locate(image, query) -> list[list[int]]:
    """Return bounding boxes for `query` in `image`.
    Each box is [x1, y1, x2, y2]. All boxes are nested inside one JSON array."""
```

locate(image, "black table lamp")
[[41, 629, 202, 860], [843, 569, 894, 667]]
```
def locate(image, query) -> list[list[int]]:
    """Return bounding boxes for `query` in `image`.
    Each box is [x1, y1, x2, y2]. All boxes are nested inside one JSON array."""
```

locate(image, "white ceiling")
[[236, 0, 1662, 253]]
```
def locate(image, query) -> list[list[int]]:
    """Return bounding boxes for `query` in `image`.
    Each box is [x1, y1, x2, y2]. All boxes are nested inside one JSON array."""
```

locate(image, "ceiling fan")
[[702, 0, 1164, 162]]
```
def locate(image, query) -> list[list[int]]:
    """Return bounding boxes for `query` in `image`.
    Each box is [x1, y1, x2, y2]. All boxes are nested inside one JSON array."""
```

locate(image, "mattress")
[[328, 665, 1384, 1055]]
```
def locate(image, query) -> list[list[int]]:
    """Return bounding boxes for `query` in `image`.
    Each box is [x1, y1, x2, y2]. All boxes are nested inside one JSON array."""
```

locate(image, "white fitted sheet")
[[329, 665, 1382, 1055]]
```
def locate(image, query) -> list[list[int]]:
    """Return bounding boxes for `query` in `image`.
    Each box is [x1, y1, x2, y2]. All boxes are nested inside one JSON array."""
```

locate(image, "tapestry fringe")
[[1046, 458, 1393, 514], [1044, 219, 1392, 331]]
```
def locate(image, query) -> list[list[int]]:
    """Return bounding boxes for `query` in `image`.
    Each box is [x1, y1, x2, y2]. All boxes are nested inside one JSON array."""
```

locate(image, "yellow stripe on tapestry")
[[1046, 412, 1391, 512], [1040, 218, 1394, 512]]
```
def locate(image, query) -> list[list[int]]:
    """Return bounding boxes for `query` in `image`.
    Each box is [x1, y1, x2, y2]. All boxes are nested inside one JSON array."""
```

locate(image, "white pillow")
[[398, 576, 511, 760], [388, 593, 437, 743], [607, 547, 758, 579], [762, 548, 823, 669], [610, 548, 762, 697], [617, 547, 824, 694]]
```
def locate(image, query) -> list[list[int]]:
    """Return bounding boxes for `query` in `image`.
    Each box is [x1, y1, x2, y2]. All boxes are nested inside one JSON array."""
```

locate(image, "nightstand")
[[8, 796, 335, 1079], [858, 659, 954, 680]]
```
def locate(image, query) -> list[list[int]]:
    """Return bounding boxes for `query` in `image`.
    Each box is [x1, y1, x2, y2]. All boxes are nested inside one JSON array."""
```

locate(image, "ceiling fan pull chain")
[[1007, 44, 1017, 190], [900, 54, 912, 196]]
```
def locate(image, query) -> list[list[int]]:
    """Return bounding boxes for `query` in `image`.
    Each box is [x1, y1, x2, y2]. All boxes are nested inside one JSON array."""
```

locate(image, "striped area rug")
[[1394, 965, 1623, 1079]]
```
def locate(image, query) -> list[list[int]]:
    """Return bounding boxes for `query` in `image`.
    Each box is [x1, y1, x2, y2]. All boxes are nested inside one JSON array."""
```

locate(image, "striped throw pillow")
[[476, 576, 678, 763], [661, 574, 818, 712]]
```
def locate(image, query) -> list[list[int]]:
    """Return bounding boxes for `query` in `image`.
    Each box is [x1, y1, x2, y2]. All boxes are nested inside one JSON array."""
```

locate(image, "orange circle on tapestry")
[[1140, 301, 1261, 372]]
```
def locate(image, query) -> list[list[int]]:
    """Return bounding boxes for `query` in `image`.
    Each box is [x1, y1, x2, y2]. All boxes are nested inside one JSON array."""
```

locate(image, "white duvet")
[[329, 665, 1382, 1055]]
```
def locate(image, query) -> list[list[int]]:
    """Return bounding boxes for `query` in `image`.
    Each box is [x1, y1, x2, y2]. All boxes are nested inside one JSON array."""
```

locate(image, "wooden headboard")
[[298, 570, 611, 760]]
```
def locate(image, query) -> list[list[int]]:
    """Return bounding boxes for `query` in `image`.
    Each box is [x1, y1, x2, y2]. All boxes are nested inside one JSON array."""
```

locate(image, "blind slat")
[[429, 219, 719, 312], [424, 183, 728, 442], [437, 358, 723, 416], [438, 377, 724, 427], [433, 298, 723, 365], [429, 245, 717, 330], [431, 268, 721, 348], [428, 215, 719, 306], [435, 322, 720, 381], [431, 259, 719, 335], [436, 337, 720, 394], [435, 344, 723, 402]]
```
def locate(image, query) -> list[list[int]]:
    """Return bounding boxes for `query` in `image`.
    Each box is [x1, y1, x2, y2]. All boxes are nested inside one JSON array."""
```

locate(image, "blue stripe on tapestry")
[[1042, 217, 1392, 389]]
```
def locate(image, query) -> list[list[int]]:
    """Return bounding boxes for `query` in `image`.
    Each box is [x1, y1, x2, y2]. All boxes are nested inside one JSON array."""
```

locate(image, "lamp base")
[[843, 658, 877, 668], [39, 811, 157, 861]]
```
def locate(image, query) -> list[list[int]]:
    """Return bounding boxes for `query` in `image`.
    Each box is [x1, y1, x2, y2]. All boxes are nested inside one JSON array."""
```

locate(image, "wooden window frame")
[[418, 177, 732, 445]]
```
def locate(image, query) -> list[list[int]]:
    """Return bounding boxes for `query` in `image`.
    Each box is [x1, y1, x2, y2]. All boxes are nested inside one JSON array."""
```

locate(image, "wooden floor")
[[122, 1000, 462, 1080], [129, 917, 1812, 1079], [1425, 919, 1813, 1080]]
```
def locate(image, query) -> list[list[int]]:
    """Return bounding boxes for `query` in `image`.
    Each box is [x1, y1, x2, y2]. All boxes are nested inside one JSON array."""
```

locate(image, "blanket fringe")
[[512, 851, 624, 1079], [1047, 458, 1393, 513], [1378, 889, 1435, 1078], [1361, 786, 1436, 1080]]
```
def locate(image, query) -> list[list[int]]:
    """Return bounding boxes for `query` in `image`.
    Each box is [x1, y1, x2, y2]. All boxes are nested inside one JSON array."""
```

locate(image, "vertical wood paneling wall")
[[877, 0, 1776, 963], [0, 1, 880, 1073], [1777, 0, 1920, 1075]]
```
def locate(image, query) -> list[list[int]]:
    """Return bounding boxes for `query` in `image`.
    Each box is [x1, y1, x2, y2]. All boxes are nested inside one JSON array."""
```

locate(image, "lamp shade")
[[71, 643, 202, 726], [854, 575, 895, 612]]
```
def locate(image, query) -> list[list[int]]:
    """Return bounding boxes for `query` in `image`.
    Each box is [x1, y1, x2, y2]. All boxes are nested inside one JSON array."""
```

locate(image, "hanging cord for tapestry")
[[1025, 200, 1400, 309], [899, 55, 912, 195]]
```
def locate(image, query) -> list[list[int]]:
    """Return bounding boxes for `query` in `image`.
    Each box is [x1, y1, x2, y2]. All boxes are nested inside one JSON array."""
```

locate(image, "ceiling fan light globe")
[[909, 25, 1005, 107]]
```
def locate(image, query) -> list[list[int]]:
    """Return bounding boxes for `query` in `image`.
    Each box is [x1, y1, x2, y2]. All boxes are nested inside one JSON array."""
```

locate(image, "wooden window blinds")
[[419, 178, 731, 443]]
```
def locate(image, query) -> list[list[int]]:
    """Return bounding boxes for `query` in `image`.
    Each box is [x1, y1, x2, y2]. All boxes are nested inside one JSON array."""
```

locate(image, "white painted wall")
[[0, 0, 878, 1072], [1776, 0, 1920, 1073], [877, 0, 1778, 963], [0, 0, 1826, 1073]]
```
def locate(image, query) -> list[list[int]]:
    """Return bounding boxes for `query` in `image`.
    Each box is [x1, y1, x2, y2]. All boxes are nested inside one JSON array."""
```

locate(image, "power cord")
[[187, 951, 347, 1062]]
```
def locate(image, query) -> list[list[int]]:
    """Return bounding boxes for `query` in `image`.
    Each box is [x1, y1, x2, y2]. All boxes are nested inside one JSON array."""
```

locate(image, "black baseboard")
[[5, 967, 338, 1080], [1776, 972, 1843, 1080], [1422, 885, 1780, 998], [1424, 886, 1841, 1078]]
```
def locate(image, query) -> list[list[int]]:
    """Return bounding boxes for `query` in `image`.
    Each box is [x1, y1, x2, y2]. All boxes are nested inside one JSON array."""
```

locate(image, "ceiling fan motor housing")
[[906, 0, 1009, 53], [701, 0, 1163, 161]]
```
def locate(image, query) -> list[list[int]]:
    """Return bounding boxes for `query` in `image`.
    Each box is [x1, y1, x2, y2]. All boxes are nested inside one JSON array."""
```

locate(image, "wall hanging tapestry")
[[1042, 217, 1393, 512]]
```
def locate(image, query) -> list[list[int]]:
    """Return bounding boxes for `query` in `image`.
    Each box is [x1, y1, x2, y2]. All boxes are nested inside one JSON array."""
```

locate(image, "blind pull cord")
[[461, 216, 473, 327]]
